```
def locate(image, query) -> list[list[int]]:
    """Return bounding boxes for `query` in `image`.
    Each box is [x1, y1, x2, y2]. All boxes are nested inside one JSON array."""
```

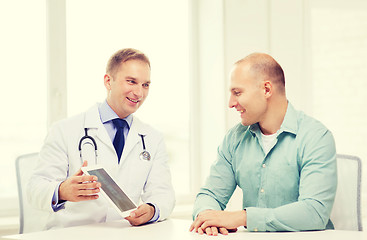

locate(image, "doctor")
[[28, 48, 175, 229]]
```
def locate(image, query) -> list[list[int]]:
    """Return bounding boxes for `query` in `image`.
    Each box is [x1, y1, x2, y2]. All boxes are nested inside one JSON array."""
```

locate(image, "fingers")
[[81, 181, 101, 189], [68, 175, 98, 185], [190, 220, 226, 236], [78, 186, 100, 195], [194, 226, 234, 236], [59, 172, 100, 202], [200, 220, 213, 230], [189, 210, 217, 233], [125, 204, 154, 226], [219, 227, 229, 235], [75, 194, 99, 201], [190, 219, 204, 233], [202, 227, 220, 236], [189, 223, 194, 232], [210, 227, 219, 236], [130, 205, 144, 218], [78, 175, 98, 183], [189, 216, 202, 231], [75, 179, 101, 196], [190, 220, 231, 236], [189, 220, 201, 232], [128, 204, 148, 219], [67, 181, 100, 196]]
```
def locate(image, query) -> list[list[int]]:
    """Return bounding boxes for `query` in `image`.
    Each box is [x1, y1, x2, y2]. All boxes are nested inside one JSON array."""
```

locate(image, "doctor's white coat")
[[27, 104, 175, 229]]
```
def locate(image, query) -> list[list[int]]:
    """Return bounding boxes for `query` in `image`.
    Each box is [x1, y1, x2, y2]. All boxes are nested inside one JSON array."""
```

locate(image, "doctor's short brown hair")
[[106, 48, 150, 77]]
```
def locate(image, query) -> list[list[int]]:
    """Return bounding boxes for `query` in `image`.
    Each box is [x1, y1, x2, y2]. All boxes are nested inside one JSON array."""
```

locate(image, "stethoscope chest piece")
[[139, 150, 151, 161], [139, 134, 151, 161]]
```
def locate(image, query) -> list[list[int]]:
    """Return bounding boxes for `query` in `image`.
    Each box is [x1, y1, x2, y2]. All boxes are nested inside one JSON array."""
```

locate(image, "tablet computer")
[[81, 165, 137, 218]]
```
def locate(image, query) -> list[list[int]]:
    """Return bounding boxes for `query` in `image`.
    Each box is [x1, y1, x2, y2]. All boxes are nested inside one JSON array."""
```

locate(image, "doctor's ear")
[[104, 74, 112, 90]]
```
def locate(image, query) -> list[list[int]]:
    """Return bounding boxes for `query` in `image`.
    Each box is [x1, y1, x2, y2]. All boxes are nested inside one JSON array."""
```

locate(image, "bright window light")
[[0, 0, 46, 201]]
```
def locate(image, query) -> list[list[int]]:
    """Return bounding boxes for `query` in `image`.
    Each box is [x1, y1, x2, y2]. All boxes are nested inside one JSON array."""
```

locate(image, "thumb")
[[129, 205, 145, 218], [74, 160, 88, 176]]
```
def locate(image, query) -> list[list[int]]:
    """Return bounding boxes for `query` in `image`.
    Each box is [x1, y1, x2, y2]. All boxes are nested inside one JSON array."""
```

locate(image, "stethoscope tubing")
[[79, 128, 150, 164], [78, 128, 98, 151], [139, 134, 147, 150]]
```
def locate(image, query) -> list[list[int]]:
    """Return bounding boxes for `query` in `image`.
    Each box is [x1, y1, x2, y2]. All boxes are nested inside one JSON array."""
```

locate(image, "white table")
[[2, 219, 366, 240]]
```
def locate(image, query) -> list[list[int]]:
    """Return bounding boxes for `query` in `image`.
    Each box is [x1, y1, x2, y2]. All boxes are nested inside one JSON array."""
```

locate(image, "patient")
[[190, 52, 337, 235]]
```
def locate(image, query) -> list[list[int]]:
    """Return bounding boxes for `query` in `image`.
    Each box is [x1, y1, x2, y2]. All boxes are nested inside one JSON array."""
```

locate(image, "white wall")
[[195, 0, 227, 186], [223, 0, 308, 128]]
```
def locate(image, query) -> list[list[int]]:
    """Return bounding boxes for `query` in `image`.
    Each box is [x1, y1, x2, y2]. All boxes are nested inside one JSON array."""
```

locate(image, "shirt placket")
[[256, 132, 279, 208]]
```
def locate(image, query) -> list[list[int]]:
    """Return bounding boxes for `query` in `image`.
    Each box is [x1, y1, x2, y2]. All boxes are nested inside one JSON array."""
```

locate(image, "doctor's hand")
[[125, 203, 155, 226], [59, 161, 101, 202], [189, 209, 246, 236]]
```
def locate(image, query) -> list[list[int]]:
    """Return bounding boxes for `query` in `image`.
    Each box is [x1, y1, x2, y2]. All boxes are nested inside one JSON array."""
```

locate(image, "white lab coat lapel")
[[119, 116, 147, 165], [83, 104, 115, 156], [82, 106, 147, 168]]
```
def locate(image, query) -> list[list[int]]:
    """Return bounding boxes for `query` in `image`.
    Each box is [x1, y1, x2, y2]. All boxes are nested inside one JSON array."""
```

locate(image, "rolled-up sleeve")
[[193, 131, 238, 219]]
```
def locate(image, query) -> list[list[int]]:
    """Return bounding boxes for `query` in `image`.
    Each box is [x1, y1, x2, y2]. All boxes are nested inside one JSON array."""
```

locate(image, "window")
[[66, 0, 191, 196], [0, 0, 47, 213]]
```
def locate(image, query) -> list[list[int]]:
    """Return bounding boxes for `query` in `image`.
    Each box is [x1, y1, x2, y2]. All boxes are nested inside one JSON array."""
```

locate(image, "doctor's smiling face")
[[104, 59, 151, 119]]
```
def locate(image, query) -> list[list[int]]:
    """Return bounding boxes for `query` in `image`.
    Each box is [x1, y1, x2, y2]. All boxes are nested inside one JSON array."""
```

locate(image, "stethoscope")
[[139, 134, 151, 161], [78, 128, 98, 164], [78, 128, 151, 164]]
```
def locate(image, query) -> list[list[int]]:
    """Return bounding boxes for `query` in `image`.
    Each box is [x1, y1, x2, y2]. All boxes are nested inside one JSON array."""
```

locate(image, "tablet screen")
[[87, 168, 136, 212]]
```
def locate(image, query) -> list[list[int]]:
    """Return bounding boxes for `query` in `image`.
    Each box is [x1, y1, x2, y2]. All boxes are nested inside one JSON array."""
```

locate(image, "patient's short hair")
[[236, 53, 285, 92]]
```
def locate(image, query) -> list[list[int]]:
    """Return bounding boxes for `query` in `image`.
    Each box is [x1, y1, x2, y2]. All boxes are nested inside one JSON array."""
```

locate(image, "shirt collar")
[[249, 101, 298, 137], [98, 100, 133, 128], [279, 102, 298, 135]]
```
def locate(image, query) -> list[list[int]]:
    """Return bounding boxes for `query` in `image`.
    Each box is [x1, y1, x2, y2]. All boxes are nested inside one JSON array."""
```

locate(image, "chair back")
[[15, 153, 49, 233], [330, 154, 363, 231]]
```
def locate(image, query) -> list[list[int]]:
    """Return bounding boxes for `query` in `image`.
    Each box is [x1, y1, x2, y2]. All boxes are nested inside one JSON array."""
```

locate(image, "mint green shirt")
[[193, 103, 337, 232]]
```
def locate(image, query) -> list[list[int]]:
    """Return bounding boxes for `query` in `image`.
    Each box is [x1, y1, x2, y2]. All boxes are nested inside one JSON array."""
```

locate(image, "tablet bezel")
[[81, 165, 137, 218]]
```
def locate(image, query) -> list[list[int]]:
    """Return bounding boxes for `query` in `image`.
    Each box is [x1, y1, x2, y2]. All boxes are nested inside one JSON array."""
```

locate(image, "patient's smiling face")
[[228, 62, 268, 127], [105, 59, 151, 119]]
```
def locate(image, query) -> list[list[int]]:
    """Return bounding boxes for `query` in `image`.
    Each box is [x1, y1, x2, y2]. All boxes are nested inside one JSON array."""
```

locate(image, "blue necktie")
[[112, 118, 127, 163]]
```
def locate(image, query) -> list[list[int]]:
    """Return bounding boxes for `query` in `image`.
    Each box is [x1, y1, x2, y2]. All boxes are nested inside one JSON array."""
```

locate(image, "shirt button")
[[260, 188, 264, 193], [262, 164, 266, 168]]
